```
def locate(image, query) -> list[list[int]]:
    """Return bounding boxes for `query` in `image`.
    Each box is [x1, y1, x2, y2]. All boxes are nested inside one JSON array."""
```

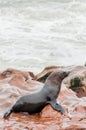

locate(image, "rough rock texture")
[[0, 66, 86, 130], [63, 66, 86, 98]]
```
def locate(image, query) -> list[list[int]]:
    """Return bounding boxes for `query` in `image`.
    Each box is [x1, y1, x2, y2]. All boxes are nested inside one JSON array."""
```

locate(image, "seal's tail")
[[3, 108, 13, 119]]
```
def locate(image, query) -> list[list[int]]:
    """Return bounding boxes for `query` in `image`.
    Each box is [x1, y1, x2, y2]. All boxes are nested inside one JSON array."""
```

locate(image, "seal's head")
[[46, 69, 70, 87], [58, 70, 70, 80]]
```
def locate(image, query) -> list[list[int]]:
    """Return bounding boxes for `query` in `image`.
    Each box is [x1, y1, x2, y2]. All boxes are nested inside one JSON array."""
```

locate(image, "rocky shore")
[[0, 65, 86, 130]]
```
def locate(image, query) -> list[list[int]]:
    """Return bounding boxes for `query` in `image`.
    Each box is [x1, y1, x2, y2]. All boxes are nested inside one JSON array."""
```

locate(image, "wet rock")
[[63, 66, 86, 97], [0, 66, 86, 130], [0, 68, 35, 81]]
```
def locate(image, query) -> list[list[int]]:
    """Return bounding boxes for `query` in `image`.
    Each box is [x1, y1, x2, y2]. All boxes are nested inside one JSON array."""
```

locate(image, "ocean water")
[[0, 0, 86, 73]]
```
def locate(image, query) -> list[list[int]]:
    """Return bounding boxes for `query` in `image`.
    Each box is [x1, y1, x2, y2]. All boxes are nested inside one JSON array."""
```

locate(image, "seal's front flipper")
[[3, 109, 13, 119], [49, 100, 65, 114]]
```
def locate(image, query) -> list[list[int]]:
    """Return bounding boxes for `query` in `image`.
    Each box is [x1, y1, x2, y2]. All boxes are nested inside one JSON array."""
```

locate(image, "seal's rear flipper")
[[49, 100, 65, 114], [3, 109, 13, 119]]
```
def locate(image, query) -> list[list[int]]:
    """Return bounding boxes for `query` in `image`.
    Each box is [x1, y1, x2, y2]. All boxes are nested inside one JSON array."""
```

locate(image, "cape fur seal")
[[3, 69, 70, 118]]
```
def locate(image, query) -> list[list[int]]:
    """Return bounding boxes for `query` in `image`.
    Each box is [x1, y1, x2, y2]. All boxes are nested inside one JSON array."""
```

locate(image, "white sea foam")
[[0, 0, 86, 73]]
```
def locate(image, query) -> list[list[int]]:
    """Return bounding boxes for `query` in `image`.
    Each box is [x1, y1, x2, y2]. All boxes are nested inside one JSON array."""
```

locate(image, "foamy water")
[[0, 0, 86, 73]]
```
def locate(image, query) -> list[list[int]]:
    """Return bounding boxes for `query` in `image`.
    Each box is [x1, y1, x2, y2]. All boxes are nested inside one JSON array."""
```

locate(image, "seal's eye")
[[63, 71, 69, 77], [47, 96, 51, 101], [63, 71, 67, 75]]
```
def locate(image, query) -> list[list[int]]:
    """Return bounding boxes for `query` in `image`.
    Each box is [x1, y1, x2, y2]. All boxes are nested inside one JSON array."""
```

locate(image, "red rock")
[[0, 66, 86, 130]]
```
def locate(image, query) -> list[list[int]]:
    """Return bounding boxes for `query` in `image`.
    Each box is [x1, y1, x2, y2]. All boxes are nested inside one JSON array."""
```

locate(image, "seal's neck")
[[46, 76, 63, 88]]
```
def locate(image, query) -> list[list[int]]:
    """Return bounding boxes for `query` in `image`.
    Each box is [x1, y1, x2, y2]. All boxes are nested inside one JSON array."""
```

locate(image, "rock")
[[0, 68, 35, 80], [63, 66, 86, 97], [0, 66, 86, 130]]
